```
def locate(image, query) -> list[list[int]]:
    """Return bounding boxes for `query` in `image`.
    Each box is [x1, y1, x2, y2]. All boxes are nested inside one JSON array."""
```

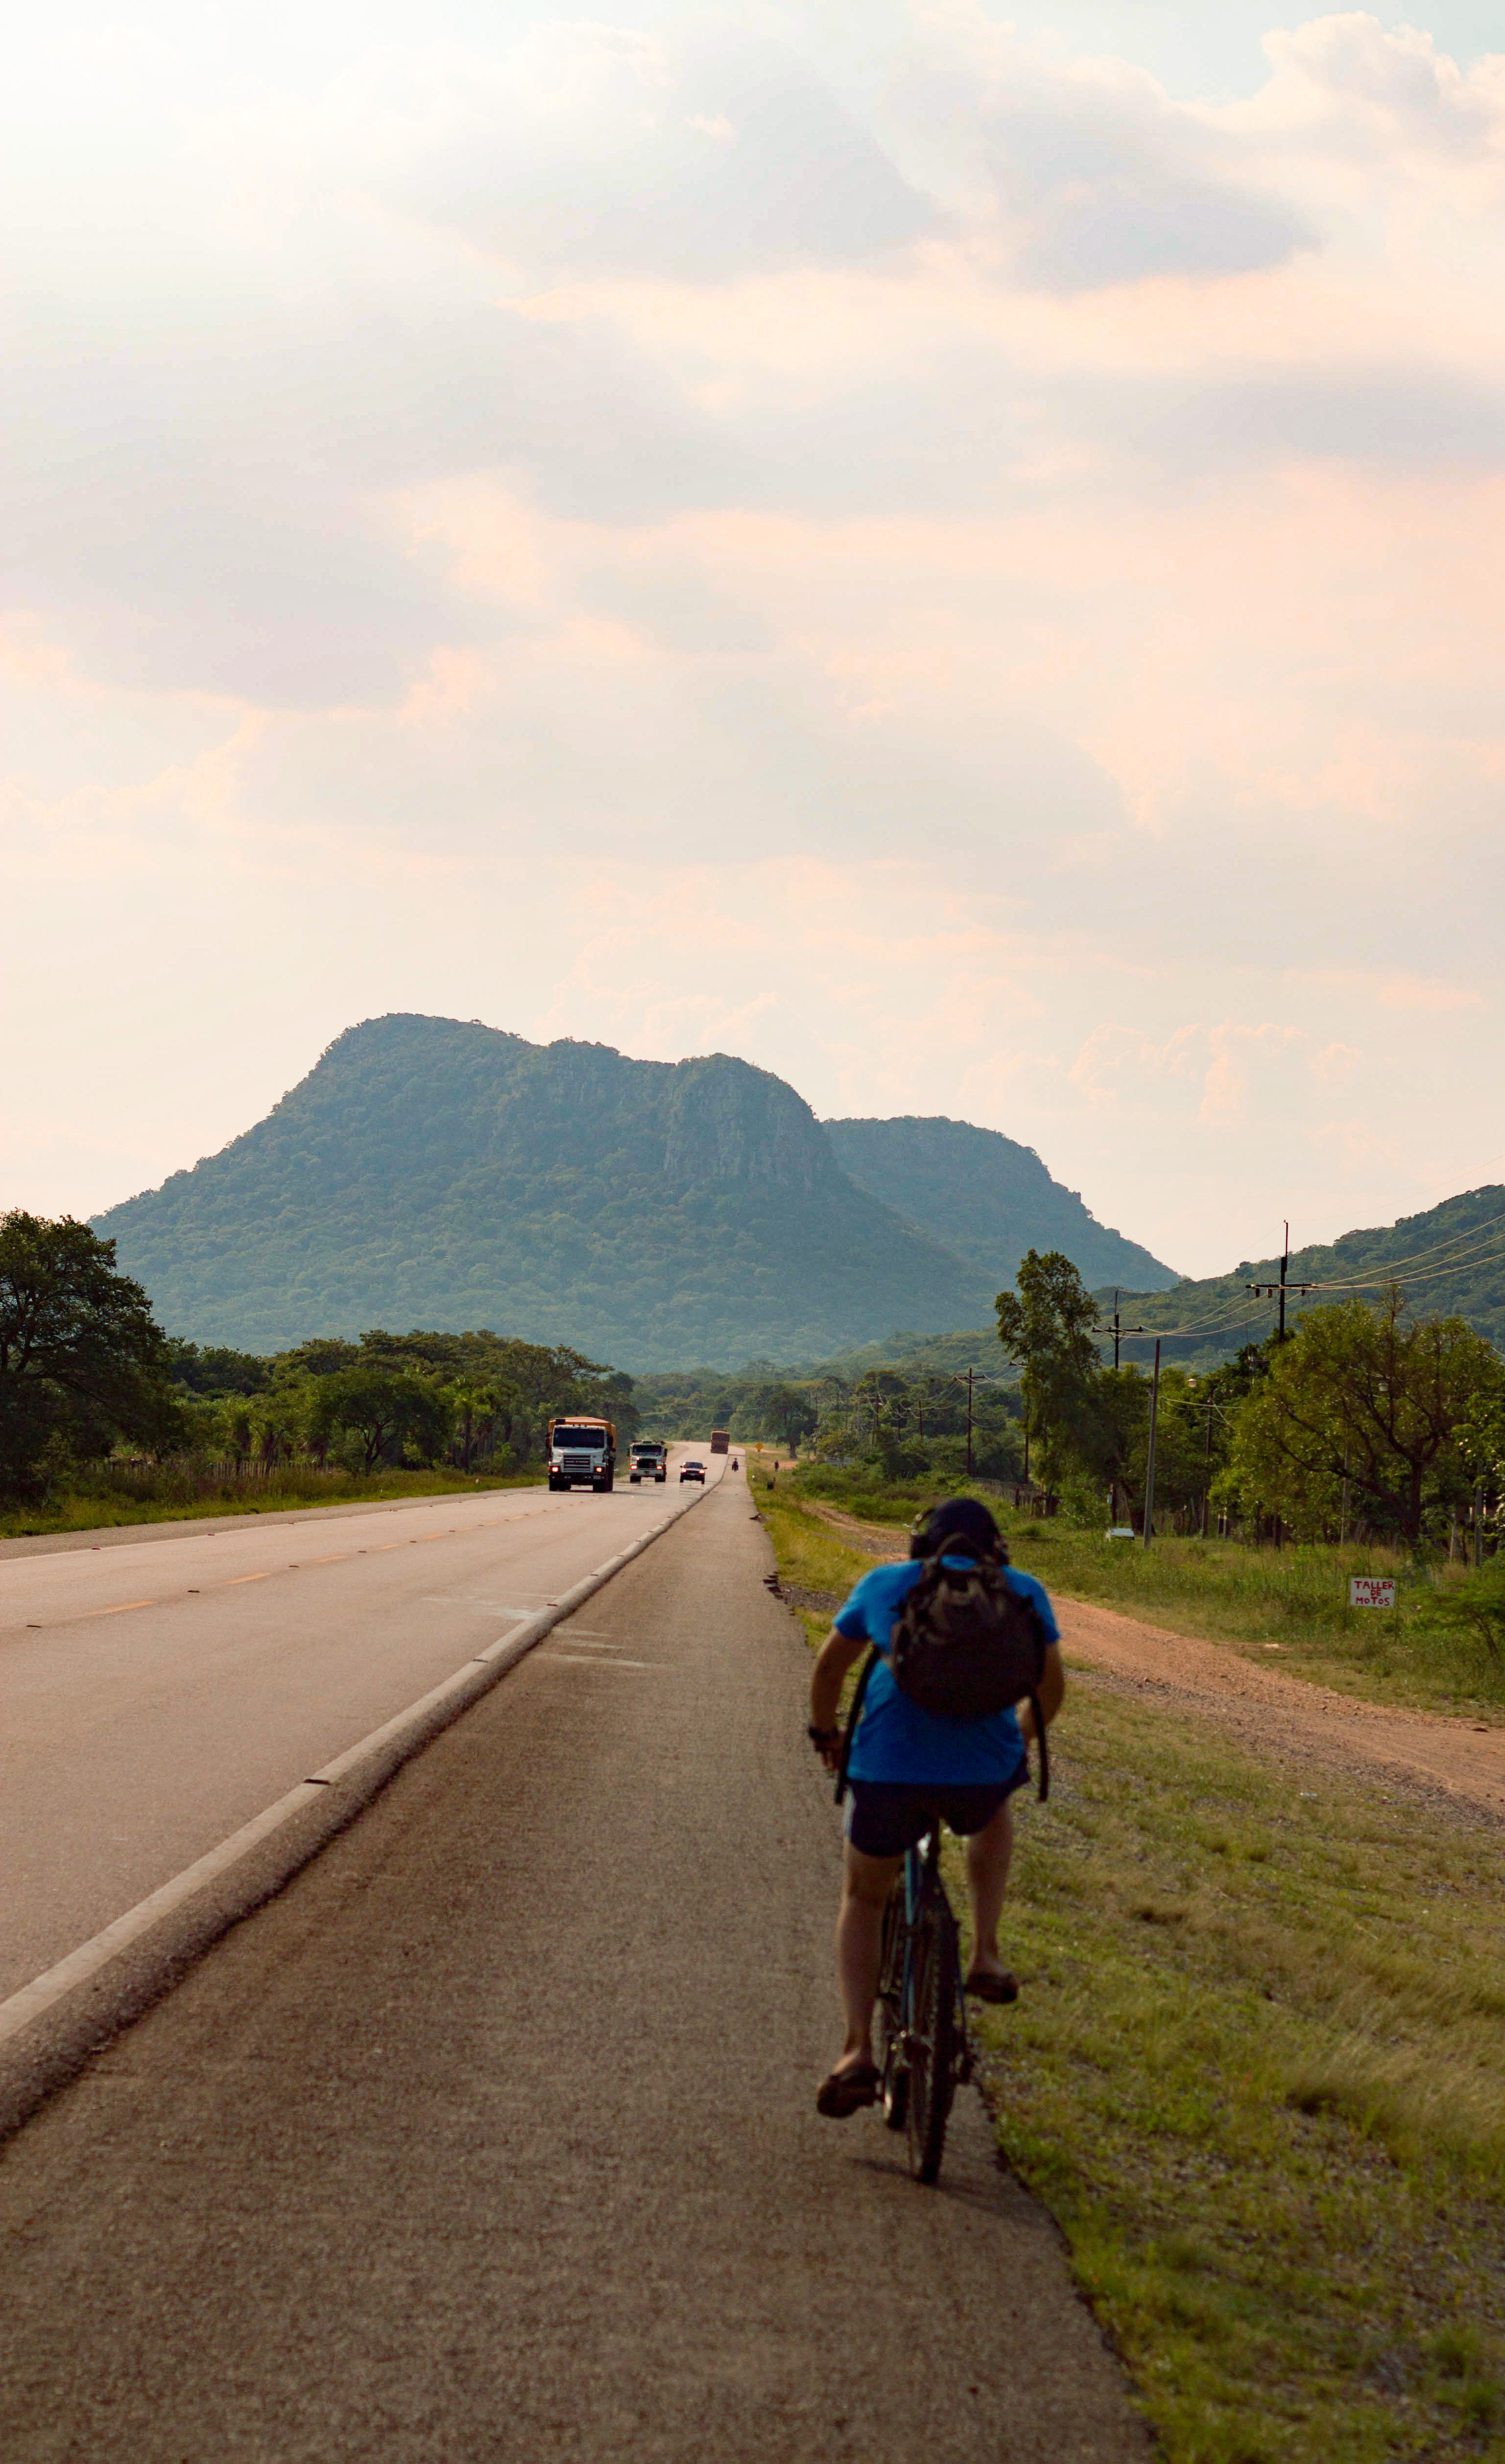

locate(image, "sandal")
[[815, 2059, 880, 2117], [964, 1969, 1019, 2005]]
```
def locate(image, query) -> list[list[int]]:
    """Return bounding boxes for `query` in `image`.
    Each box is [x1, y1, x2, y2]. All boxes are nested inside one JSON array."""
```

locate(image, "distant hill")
[[1100, 1184, 1505, 1368], [91, 1016, 1185, 1368], [93, 1017, 998, 1366], [825, 1116, 1177, 1295]]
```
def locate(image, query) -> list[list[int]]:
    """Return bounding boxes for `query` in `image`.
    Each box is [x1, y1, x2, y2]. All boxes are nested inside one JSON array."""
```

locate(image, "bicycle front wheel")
[[906, 1901, 957, 2185]]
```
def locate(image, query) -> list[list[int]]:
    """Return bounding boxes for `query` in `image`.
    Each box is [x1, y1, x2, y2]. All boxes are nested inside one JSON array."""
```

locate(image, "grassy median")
[[752, 1472, 1505, 2461]]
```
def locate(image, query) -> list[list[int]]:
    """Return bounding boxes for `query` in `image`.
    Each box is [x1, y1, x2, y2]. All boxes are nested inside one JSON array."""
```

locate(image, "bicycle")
[[874, 1820, 973, 2184]]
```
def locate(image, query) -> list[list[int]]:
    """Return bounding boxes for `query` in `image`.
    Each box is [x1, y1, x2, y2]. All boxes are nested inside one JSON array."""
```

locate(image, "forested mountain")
[[825, 1115, 1175, 1294], [1100, 1184, 1505, 1368], [92, 1018, 977, 1364], [91, 1015, 1180, 1367]]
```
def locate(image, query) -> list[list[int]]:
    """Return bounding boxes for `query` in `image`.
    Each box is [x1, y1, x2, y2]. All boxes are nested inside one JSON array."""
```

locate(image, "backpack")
[[888, 1551, 1051, 1799]]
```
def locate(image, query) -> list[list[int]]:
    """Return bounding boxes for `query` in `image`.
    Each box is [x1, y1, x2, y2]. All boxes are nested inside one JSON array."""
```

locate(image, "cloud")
[[364, 25, 932, 279], [6, 4, 1505, 1284], [1259, 13, 1505, 155], [1084, 366, 1505, 477], [1, 249, 750, 703], [882, 14, 1314, 292], [989, 93, 1312, 293]]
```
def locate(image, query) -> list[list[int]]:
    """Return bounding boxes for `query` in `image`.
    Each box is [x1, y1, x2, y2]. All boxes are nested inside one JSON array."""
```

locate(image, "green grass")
[[757, 1476, 1505, 2460], [780, 1463, 1505, 1719], [0, 1465, 539, 1539], [963, 1687, 1505, 2462]]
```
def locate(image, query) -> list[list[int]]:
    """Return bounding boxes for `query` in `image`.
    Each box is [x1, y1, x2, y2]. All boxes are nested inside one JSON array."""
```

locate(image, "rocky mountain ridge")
[[93, 1014, 1178, 1366]]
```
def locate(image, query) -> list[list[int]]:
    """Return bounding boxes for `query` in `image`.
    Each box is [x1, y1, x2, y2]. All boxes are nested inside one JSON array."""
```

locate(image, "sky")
[[5, 1, 1504, 1281]]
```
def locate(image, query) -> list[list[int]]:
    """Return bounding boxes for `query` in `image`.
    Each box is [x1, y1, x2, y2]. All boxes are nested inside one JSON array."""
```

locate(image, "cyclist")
[[807, 1497, 1064, 2117]]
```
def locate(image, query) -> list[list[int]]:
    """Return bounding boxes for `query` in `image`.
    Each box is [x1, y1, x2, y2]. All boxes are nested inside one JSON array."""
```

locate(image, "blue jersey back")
[[833, 1556, 1058, 1787]]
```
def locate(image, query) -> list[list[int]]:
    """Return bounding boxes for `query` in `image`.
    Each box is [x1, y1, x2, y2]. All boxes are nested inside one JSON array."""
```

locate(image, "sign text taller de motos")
[[1349, 1577, 1397, 1610]]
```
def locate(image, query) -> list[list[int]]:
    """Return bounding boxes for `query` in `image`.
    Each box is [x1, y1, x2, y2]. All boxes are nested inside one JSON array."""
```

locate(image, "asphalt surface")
[[0, 1463, 1144, 2463], [1, 1461, 704, 2000]]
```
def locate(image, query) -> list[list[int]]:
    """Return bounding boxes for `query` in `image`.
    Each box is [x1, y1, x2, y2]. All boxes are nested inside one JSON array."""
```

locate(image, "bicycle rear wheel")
[[876, 1886, 908, 2131], [905, 1900, 957, 2185]]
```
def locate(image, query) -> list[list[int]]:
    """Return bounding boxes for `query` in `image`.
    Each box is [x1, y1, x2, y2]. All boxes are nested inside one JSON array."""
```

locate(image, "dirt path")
[[806, 1505, 1505, 1824], [1056, 1595, 1505, 1822]]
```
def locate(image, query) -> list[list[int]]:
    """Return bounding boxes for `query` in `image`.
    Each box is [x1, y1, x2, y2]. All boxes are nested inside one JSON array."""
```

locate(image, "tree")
[[763, 1382, 819, 1455], [1076, 1365, 1149, 1520], [0, 1213, 184, 1497], [995, 1250, 1100, 1488], [1228, 1293, 1505, 1545], [448, 1378, 521, 1470], [307, 1366, 454, 1474], [165, 1339, 270, 1398], [851, 1370, 909, 1448]]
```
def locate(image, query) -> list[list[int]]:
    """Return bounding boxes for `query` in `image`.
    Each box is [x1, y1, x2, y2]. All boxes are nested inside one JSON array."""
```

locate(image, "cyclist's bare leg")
[[834, 1842, 903, 2072], [963, 1797, 1015, 1980]]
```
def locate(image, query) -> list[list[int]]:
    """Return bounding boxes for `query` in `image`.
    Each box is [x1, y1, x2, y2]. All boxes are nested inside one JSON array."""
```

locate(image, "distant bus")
[[709, 1429, 730, 1455]]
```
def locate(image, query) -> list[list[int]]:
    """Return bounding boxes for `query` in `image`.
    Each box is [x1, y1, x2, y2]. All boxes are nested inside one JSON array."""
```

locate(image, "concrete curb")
[[0, 1481, 712, 2143]]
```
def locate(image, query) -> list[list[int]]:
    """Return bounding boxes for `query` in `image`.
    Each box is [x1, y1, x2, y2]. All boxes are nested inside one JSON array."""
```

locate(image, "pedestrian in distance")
[[806, 1497, 1064, 2117]]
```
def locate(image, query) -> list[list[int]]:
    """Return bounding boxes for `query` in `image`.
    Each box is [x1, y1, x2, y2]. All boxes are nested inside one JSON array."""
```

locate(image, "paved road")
[[0, 1463, 1144, 2463], [1, 1455, 712, 1999]]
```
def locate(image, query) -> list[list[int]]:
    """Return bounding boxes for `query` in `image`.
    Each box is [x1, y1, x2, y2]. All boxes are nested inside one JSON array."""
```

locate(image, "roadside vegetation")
[[750, 1467, 1505, 2461], [748, 1457, 1505, 1716], [973, 1686, 1505, 2464], [741, 1239, 1505, 1717], [745, 1245, 1505, 1553], [0, 1211, 638, 1534]]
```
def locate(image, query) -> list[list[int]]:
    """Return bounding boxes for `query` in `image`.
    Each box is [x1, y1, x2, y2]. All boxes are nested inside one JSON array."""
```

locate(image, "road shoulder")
[[0, 1470, 1148, 2464]]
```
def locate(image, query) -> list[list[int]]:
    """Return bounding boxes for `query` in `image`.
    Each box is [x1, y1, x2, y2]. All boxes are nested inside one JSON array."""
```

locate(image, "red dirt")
[[1056, 1594, 1505, 1823]]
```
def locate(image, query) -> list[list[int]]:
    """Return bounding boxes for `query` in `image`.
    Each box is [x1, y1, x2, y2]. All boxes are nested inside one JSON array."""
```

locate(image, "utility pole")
[[1246, 1221, 1315, 1342], [965, 1367, 974, 1479], [1142, 1339, 1161, 1549], [1092, 1289, 1145, 1371], [1200, 1386, 1215, 1538]]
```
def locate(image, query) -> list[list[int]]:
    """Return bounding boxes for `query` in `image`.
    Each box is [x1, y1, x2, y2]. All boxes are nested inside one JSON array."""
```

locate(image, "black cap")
[[909, 1497, 1005, 1562]]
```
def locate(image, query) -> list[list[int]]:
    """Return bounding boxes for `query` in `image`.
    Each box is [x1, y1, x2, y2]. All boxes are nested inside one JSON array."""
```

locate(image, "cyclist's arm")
[[1018, 1642, 1065, 1740], [810, 1626, 868, 1735]]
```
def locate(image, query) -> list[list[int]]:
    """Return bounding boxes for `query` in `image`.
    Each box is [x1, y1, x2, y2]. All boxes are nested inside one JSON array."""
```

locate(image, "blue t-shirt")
[[835, 1556, 1059, 1787]]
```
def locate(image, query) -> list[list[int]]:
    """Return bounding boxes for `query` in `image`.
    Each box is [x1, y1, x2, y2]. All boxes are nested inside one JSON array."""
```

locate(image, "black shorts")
[[843, 1778, 1022, 1860]]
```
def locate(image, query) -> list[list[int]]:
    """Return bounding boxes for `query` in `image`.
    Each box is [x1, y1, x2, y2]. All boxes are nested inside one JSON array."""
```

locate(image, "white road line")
[[540, 1654, 663, 1669], [0, 1481, 711, 2139]]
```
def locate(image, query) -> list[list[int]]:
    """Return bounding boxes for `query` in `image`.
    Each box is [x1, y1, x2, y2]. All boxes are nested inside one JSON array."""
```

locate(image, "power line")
[[1247, 1221, 1314, 1342], [1091, 1291, 1145, 1370], [1117, 1206, 1505, 1345], [1302, 1206, 1505, 1285], [1311, 1223, 1505, 1292]]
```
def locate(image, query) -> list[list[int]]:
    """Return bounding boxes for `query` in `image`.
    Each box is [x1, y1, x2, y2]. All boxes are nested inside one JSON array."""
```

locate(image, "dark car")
[[679, 1460, 707, 1483]]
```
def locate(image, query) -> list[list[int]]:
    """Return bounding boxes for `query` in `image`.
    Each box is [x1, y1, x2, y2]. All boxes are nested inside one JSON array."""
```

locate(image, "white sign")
[[1105, 1526, 1136, 1541], [1349, 1577, 1396, 1610]]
